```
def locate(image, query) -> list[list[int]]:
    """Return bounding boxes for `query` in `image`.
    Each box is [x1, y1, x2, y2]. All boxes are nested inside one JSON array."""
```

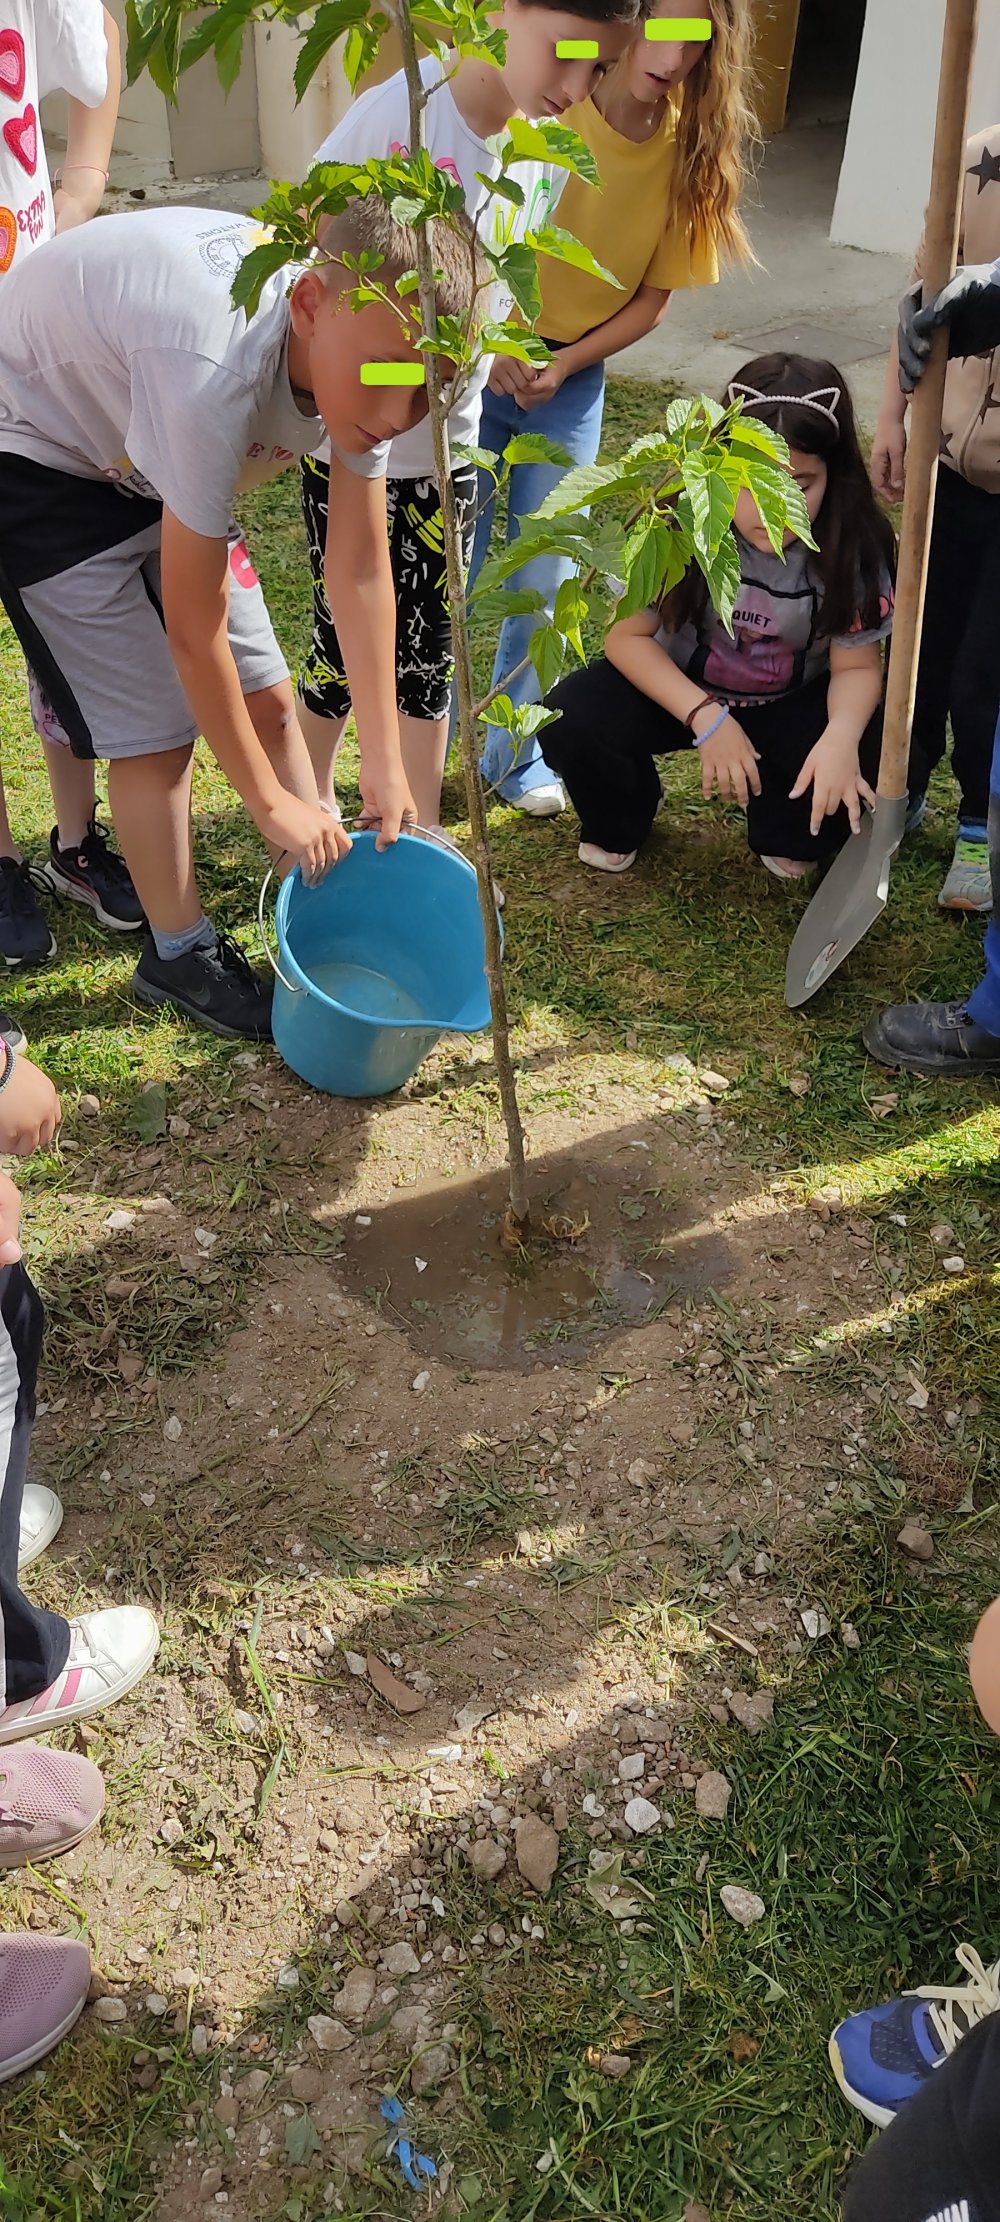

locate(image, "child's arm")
[[607, 608, 762, 810], [0, 1053, 61, 1159], [54, 7, 120, 232], [517, 286, 672, 407], [789, 641, 882, 835], [160, 515, 348, 879], [322, 462, 417, 845], [870, 331, 908, 503]]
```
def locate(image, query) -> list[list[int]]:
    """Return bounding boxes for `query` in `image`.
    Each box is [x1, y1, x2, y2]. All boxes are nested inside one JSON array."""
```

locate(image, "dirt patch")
[[9, 1048, 936, 2219]]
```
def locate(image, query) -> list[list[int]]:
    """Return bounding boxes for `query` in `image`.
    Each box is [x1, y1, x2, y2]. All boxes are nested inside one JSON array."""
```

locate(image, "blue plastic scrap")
[[380, 2095, 439, 2191]]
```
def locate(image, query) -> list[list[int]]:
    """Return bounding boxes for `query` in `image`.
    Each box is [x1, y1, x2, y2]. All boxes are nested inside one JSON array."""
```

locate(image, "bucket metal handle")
[[257, 822, 464, 994]]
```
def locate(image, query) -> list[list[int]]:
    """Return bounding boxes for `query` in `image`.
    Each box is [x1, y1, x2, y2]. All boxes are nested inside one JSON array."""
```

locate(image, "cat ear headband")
[[727, 380, 842, 428]]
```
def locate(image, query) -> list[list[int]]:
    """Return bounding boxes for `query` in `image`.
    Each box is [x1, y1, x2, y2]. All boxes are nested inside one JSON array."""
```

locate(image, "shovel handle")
[[878, 0, 979, 803]]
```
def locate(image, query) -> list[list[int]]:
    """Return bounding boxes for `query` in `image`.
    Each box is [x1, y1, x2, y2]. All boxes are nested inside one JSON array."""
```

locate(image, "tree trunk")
[[395, 0, 530, 1231]]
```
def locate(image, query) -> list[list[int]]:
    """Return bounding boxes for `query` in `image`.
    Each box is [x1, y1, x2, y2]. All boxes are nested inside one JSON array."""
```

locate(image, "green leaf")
[[452, 443, 499, 472], [486, 238, 540, 325], [284, 2115, 321, 2167], [682, 452, 739, 561], [470, 585, 547, 628], [343, 15, 387, 91], [553, 574, 587, 659], [618, 513, 673, 614], [486, 695, 558, 736], [130, 1081, 167, 1143], [531, 460, 623, 518], [231, 238, 295, 320], [726, 417, 790, 468], [477, 170, 525, 209], [526, 223, 622, 290], [293, 0, 370, 100], [496, 116, 600, 186], [210, 8, 251, 92], [502, 433, 572, 467], [529, 622, 567, 695], [694, 528, 742, 634]]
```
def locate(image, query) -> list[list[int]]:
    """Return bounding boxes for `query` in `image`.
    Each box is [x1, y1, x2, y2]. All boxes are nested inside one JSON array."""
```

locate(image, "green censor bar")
[[555, 37, 599, 55], [645, 16, 713, 38], [360, 363, 425, 386]]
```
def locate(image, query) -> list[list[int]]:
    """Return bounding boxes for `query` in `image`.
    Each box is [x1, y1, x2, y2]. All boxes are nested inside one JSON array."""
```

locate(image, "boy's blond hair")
[[315, 196, 490, 332]]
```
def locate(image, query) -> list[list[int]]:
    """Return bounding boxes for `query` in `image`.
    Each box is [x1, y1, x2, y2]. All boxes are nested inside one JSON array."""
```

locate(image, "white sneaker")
[[513, 783, 566, 819], [0, 1607, 160, 1745], [579, 843, 637, 874], [17, 1483, 64, 1571]]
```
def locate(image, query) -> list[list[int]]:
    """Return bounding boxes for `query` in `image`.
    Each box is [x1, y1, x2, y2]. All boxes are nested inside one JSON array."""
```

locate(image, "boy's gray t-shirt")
[[0, 205, 388, 539], [657, 532, 895, 707]]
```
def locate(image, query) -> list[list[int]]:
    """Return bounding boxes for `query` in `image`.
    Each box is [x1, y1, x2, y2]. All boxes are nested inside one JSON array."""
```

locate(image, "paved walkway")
[[615, 121, 912, 428]]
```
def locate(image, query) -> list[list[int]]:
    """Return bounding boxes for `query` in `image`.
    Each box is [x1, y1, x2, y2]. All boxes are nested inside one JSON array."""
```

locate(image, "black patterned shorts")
[[300, 457, 478, 724]]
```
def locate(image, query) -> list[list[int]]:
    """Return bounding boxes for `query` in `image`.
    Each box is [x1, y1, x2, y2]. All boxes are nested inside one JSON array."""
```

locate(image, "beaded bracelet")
[[0, 1040, 16, 1096], [691, 706, 729, 748]]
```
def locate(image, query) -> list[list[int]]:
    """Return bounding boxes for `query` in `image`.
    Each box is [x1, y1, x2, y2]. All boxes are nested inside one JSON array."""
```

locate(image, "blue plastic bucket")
[[266, 830, 494, 1098]]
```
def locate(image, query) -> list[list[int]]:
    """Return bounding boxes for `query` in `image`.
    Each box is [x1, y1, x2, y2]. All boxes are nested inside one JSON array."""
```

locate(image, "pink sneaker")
[[0, 1934, 91, 2082], [0, 1607, 159, 1746], [0, 1743, 106, 1868]]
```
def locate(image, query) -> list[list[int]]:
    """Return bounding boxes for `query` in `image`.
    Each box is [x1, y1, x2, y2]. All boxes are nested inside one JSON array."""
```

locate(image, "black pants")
[[0, 1264, 69, 1708], [299, 458, 478, 724], [909, 463, 1000, 826], [544, 661, 884, 863]]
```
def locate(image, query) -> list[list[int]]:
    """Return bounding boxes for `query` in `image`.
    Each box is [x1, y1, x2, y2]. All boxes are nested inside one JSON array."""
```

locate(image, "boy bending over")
[[0, 199, 482, 1037]]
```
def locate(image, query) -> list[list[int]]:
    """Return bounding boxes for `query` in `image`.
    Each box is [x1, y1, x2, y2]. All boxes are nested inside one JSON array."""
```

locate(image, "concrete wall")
[[832, 0, 1000, 254], [254, 18, 351, 179], [42, 0, 260, 186]]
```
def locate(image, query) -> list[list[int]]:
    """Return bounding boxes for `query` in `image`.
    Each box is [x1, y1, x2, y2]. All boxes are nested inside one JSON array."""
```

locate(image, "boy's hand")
[[790, 731, 876, 836], [259, 792, 352, 884], [697, 713, 761, 810], [0, 1168, 22, 1265], [356, 760, 419, 850], [898, 266, 1000, 390], [870, 410, 907, 502], [0, 1056, 61, 1157]]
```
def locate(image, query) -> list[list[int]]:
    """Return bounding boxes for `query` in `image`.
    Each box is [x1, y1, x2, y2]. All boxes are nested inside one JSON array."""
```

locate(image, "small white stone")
[[163, 1415, 182, 1443], [799, 1608, 831, 1641], [104, 1209, 135, 1232], [618, 1753, 646, 1782], [412, 1371, 431, 1393], [344, 1650, 367, 1677], [194, 1227, 218, 1250], [623, 1796, 661, 1836], [414, 1257, 428, 1273], [159, 1815, 183, 1846], [92, 1996, 128, 2023], [276, 1963, 299, 1990], [190, 2025, 210, 2057], [720, 1885, 765, 1927], [145, 1993, 169, 2016], [942, 1256, 966, 1275], [232, 1710, 258, 1736]]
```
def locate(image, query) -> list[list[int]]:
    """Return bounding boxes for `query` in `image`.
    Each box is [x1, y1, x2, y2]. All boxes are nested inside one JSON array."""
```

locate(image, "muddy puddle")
[[337, 1133, 733, 1371]]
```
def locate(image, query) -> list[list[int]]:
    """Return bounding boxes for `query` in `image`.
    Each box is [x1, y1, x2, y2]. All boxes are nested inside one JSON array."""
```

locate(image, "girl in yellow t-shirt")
[[472, 0, 755, 811]]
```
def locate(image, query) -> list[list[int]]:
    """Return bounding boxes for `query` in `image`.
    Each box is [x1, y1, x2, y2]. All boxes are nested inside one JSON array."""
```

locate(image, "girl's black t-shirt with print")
[[843, 2016, 1000, 2222]]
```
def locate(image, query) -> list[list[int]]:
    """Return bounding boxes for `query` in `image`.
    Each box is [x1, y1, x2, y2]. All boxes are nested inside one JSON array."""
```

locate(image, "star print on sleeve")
[[978, 379, 1000, 424], [967, 146, 1000, 194]]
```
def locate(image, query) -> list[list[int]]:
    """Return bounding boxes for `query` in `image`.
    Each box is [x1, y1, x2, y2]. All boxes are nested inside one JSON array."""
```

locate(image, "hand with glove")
[[898, 261, 1000, 391]]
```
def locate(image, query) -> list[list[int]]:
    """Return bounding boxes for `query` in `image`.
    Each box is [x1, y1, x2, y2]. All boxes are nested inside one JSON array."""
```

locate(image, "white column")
[[254, 19, 352, 179], [832, 0, 1000, 254]]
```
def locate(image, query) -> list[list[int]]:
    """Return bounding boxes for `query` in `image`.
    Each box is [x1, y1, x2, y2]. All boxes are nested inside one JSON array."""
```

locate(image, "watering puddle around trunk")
[[337, 1128, 734, 1372]]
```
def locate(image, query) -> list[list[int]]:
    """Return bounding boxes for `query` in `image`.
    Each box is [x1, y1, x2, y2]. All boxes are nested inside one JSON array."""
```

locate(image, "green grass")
[[0, 373, 998, 2220]]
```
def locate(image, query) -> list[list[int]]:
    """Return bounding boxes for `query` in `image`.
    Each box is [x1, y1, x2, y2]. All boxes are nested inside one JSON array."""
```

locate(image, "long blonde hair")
[[662, 0, 758, 268]]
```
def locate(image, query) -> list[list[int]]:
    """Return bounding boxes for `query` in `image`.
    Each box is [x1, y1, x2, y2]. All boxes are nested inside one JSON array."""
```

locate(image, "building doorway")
[[754, 0, 867, 139]]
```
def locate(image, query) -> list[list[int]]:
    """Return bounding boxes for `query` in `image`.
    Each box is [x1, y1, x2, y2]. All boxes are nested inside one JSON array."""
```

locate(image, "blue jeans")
[[966, 708, 1000, 1033], [469, 361, 606, 801]]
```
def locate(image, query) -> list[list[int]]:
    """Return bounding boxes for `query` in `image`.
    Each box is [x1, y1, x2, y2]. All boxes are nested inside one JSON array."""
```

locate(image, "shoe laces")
[[917, 1944, 1000, 2055], [954, 837, 988, 867], [212, 932, 259, 991], [0, 1773, 27, 1828], [66, 1619, 102, 1672], [80, 817, 132, 888], [0, 857, 43, 918]]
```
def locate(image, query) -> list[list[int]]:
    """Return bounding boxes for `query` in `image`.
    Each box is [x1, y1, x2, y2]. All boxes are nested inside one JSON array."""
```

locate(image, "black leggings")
[[543, 662, 884, 863], [0, 1264, 69, 1708], [909, 462, 1000, 826], [299, 458, 477, 724]]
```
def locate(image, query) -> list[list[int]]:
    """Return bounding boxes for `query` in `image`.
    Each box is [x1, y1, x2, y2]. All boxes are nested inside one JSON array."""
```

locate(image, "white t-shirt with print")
[[0, 0, 107, 278], [0, 204, 387, 537], [311, 55, 562, 479]]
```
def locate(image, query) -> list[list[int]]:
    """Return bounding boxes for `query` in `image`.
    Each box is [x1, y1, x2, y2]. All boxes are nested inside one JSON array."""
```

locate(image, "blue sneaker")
[[829, 1945, 1000, 2128]]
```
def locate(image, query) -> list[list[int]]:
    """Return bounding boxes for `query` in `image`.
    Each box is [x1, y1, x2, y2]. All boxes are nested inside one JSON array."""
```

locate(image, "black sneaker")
[[0, 1009, 26, 1053], [863, 999, 1000, 1077], [0, 858, 55, 969], [131, 932, 273, 1040], [39, 819, 144, 932]]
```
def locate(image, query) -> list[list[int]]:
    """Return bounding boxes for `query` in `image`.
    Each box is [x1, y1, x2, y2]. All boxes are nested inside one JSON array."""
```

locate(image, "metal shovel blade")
[[784, 794, 908, 1008]]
